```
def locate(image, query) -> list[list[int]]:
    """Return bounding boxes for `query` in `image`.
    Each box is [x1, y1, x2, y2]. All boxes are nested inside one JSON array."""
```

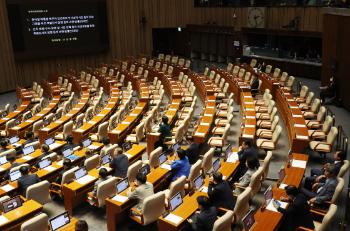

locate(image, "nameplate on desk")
[[22, 155, 33, 160], [296, 135, 308, 140], [14, 110, 20, 113], [201, 123, 210, 126], [112, 194, 128, 203], [82, 97, 89, 100], [204, 114, 212, 117], [245, 124, 255, 128], [42, 128, 50, 131], [78, 102, 85, 105], [290, 106, 298, 109], [0, 215, 9, 226], [37, 113, 44, 116], [294, 124, 306, 128], [195, 132, 205, 137], [246, 116, 255, 119], [1, 184, 14, 192], [43, 166, 57, 172], [244, 95, 252, 99], [291, 159, 307, 169], [242, 134, 254, 139], [292, 115, 302, 118], [76, 175, 96, 185], [88, 121, 95, 125], [164, 213, 183, 225], [75, 129, 84, 132], [111, 96, 118, 99], [160, 163, 171, 170]]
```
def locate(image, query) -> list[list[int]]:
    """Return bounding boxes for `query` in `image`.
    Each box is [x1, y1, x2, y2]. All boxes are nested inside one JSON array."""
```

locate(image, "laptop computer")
[[264, 185, 273, 205], [62, 148, 79, 161], [225, 144, 234, 160], [278, 168, 286, 184], [169, 192, 183, 211], [159, 152, 168, 165], [139, 164, 150, 176], [116, 178, 129, 193], [212, 158, 221, 173], [242, 209, 256, 231], [193, 175, 204, 190], [49, 211, 71, 231], [0, 156, 8, 165], [22, 145, 35, 156], [25, 112, 32, 120], [9, 136, 20, 145], [9, 170, 21, 182], [82, 138, 92, 148], [101, 154, 111, 165], [38, 158, 52, 169], [45, 137, 60, 150], [1, 196, 22, 213], [74, 167, 87, 180], [172, 143, 180, 152]]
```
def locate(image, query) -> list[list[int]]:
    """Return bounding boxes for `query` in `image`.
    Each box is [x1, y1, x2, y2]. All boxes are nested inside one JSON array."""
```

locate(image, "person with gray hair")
[[301, 164, 338, 206]]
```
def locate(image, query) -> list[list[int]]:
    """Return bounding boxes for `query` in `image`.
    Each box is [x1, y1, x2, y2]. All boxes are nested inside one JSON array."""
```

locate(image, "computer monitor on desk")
[[0, 156, 8, 165], [74, 167, 87, 180], [82, 138, 92, 148], [278, 168, 286, 185], [2, 196, 22, 213], [139, 164, 150, 176], [49, 211, 71, 231], [22, 145, 35, 156], [169, 192, 183, 211], [9, 136, 19, 144], [242, 209, 256, 231], [159, 152, 167, 165], [38, 158, 51, 169], [45, 137, 55, 146], [264, 185, 273, 205], [194, 175, 204, 190], [212, 158, 221, 173], [9, 170, 21, 182], [116, 178, 129, 193]]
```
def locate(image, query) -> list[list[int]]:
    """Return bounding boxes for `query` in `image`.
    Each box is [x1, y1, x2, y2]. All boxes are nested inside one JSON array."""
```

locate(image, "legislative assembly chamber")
[[0, 0, 349, 230]]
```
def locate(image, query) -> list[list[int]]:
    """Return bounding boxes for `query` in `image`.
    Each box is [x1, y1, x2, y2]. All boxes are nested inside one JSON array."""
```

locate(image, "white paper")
[[292, 115, 302, 118], [2, 118, 9, 121], [245, 124, 255, 128], [246, 116, 255, 119], [97, 114, 104, 117], [296, 135, 308, 140], [121, 121, 130, 124], [112, 194, 128, 203], [266, 200, 288, 212], [164, 213, 183, 224], [279, 183, 288, 189], [160, 163, 172, 170], [195, 132, 205, 136], [294, 124, 306, 128], [227, 152, 239, 163], [291, 160, 307, 169], [87, 145, 99, 150], [49, 143, 61, 150], [12, 126, 20, 130], [98, 166, 111, 171], [88, 121, 95, 124], [200, 186, 208, 193], [76, 175, 96, 185], [130, 113, 138, 116], [242, 134, 254, 138], [27, 120, 33, 123], [22, 155, 33, 160], [1, 184, 14, 192], [56, 160, 63, 166], [66, 113, 73, 116], [42, 128, 50, 131], [14, 110, 20, 113], [0, 215, 9, 226], [37, 113, 44, 116], [0, 167, 4, 172], [75, 129, 84, 132], [43, 166, 57, 172], [73, 107, 80, 110]]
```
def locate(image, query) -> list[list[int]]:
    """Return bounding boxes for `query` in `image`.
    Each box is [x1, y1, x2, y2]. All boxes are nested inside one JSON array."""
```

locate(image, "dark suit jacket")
[[18, 174, 40, 195], [237, 147, 259, 176], [186, 142, 200, 165], [278, 193, 314, 231], [251, 78, 259, 90], [315, 177, 338, 204], [110, 154, 129, 178], [208, 181, 235, 210], [193, 206, 217, 231]]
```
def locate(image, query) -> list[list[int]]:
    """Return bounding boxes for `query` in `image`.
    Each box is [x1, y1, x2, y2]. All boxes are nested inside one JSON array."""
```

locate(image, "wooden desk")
[[54, 217, 78, 231], [0, 101, 30, 130], [252, 153, 308, 231], [0, 199, 43, 231]]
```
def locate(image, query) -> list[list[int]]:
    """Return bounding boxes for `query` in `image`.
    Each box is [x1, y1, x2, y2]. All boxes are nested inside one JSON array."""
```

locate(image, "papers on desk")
[[266, 200, 288, 213], [12, 126, 20, 130], [294, 124, 306, 128], [160, 163, 172, 170], [125, 153, 132, 159], [112, 194, 128, 203], [292, 114, 302, 118], [1, 184, 14, 192], [130, 113, 138, 116], [49, 143, 61, 150], [2, 118, 9, 121], [98, 166, 111, 171], [73, 107, 80, 110], [0, 167, 4, 172], [246, 116, 255, 119], [66, 114, 73, 117], [242, 134, 254, 139], [42, 128, 50, 131], [37, 113, 44, 116], [0, 215, 9, 226], [296, 135, 309, 140], [43, 166, 57, 172], [97, 114, 104, 117], [22, 155, 33, 160], [76, 129, 84, 133], [27, 120, 34, 123], [200, 186, 208, 193], [87, 145, 100, 150], [195, 132, 205, 137], [76, 175, 96, 185], [164, 213, 183, 225], [88, 121, 95, 125], [14, 110, 20, 113], [227, 152, 239, 163], [291, 160, 307, 169], [279, 183, 288, 189], [201, 123, 210, 126]]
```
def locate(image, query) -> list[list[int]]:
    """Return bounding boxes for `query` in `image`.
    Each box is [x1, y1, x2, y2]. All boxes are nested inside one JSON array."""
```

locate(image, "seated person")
[[21, 131, 37, 147], [234, 157, 259, 193], [110, 148, 128, 178], [0, 140, 9, 153], [186, 137, 200, 165], [54, 158, 72, 184], [127, 172, 154, 212], [18, 166, 40, 196], [187, 196, 217, 231], [35, 144, 51, 167], [75, 220, 88, 231], [170, 149, 190, 182], [304, 151, 345, 190], [61, 135, 78, 151], [236, 140, 260, 179], [3, 154, 20, 180], [208, 172, 235, 210], [154, 116, 171, 150], [87, 168, 111, 205], [320, 76, 337, 105], [273, 185, 314, 231], [301, 164, 338, 206], [250, 76, 260, 97], [100, 137, 112, 155]]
